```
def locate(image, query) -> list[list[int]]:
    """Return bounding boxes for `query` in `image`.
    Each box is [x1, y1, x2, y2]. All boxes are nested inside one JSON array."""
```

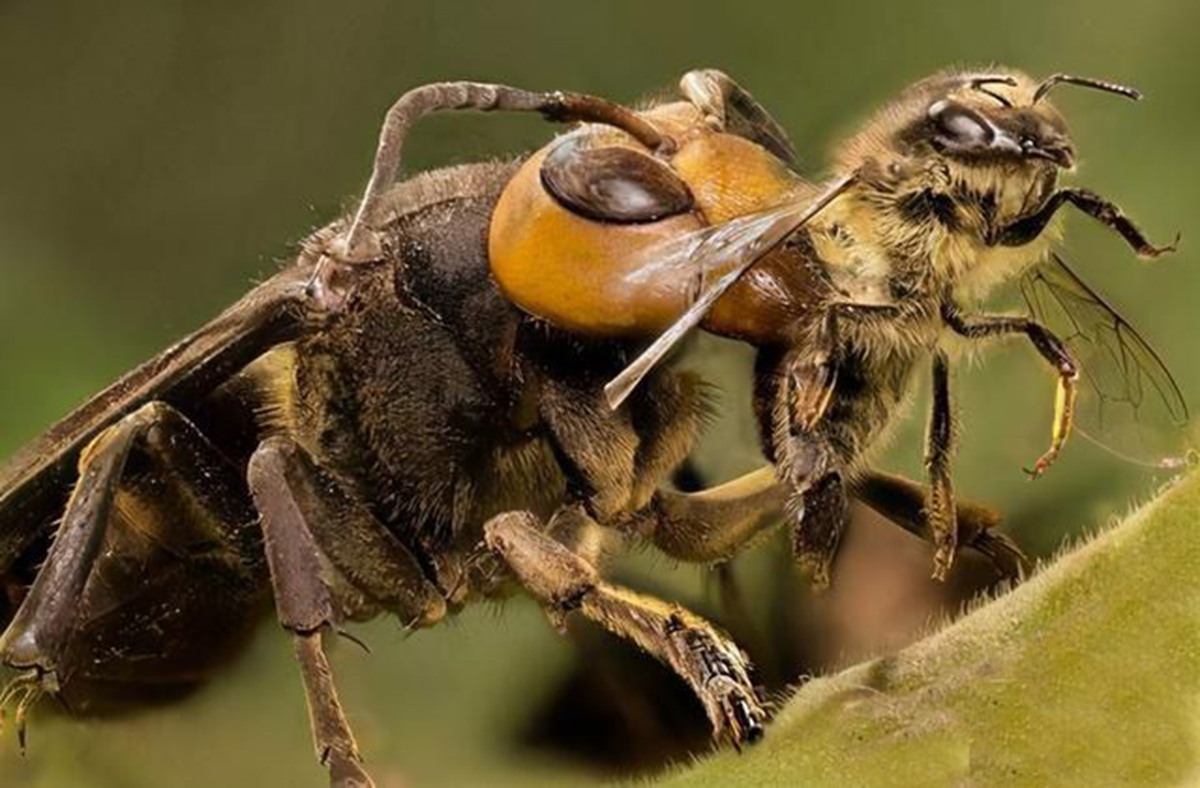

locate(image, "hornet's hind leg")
[[0, 402, 268, 745], [484, 510, 766, 749]]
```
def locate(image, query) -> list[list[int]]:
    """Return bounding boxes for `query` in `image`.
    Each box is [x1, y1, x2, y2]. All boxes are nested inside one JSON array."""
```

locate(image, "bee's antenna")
[[1033, 74, 1143, 105]]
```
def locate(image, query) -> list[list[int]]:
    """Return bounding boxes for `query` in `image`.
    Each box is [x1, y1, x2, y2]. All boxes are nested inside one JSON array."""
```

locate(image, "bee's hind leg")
[[484, 509, 766, 749], [786, 451, 848, 591], [851, 471, 1028, 581], [756, 324, 850, 590]]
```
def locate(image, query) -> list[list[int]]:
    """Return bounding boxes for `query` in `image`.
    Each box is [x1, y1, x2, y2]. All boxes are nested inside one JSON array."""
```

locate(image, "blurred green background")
[[0, 1, 1196, 786]]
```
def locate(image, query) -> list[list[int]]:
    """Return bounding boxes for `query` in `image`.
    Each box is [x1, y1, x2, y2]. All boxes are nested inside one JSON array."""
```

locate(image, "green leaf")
[[653, 471, 1200, 788]]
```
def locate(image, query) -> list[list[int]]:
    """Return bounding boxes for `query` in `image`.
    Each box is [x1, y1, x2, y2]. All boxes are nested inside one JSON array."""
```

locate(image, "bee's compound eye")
[[928, 100, 994, 148]]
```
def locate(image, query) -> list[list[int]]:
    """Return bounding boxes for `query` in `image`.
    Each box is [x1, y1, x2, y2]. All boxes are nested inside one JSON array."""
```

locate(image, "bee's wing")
[[604, 173, 857, 410], [1020, 252, 1191, 468], [0, 261, 315, 569]]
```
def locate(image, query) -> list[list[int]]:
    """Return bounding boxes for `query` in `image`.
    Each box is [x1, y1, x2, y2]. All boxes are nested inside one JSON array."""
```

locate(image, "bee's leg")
[[0, 402, 264, 742], [484, 509, 765, 749], [851, 471, 1028, 580], [679, 69, 798, 165], [247, 437, 445, 788], [943, 307, 1079, 477], [924, 352, 959, 580], [341, 82, 670, 261], [784, 443, 847, 591], [994, 187, 1178, 258], [767, 325, 850, 589]]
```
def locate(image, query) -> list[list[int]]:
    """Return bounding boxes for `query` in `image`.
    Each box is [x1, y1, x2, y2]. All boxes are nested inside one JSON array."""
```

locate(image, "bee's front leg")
[[992, 187, 1178, 258]]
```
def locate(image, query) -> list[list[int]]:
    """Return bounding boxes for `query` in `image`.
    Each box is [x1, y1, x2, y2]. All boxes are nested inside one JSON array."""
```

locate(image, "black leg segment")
[[247, 436, 446, 788]]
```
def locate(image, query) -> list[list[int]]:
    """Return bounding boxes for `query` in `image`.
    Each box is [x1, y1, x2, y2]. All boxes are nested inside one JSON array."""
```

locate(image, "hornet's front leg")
[[484, 510, 765, 749], [678, 68, 798, 166], [993, 187, 1178, 258], [944, 305, 1078, 478]]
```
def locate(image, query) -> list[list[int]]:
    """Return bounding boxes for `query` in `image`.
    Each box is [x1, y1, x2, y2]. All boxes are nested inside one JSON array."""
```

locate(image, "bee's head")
[[839, 69, 1141, 180]]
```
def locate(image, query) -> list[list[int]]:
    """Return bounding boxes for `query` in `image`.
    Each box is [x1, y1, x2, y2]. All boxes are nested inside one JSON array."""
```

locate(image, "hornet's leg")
[[627, 370, 714, 511], [634, 462, 1026, 580], [484, 510, 765, 749], [247, 437, 445, 788], [631, 467, 786, 564], [678, 69, 798, 165], [534, 358, 712, 522]]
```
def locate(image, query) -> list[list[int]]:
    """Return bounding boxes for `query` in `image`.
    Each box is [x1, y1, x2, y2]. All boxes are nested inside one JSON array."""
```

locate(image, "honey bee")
[[0, 67, 1184, 786], [594, 68, 1187, 581]]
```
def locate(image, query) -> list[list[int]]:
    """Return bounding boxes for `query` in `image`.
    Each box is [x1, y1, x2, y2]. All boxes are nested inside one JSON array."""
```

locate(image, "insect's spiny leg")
[[13, 683, 42, 755], [926, 352, 958, 581], [0, 670, 44, 753], [1026, 369, 1079, 478], [484, 510, 767, 747]]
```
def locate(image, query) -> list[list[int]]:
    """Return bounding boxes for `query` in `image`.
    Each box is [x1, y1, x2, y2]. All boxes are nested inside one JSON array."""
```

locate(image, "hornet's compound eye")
[[541, 134, 694, 224]]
